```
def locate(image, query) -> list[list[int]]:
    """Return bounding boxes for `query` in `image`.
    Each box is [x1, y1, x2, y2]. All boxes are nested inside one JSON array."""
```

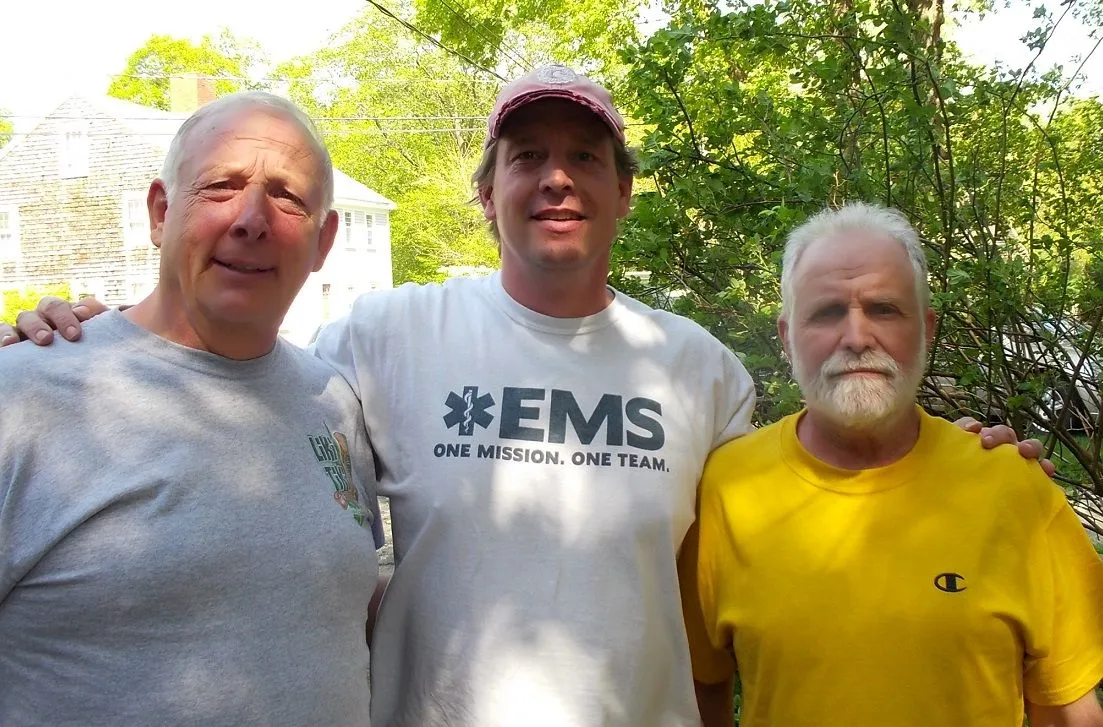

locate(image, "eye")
[[273, 188, 305, 206], [576, 150, 596, 162], [809, 304, 846, 322], [206, 180, 235, 190], [514, 150, 540, 161], [869, 302, 900, 317]]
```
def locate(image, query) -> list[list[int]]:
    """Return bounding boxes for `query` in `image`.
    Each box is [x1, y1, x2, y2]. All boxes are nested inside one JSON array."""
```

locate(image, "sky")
[[0, 0, 1099, 132]]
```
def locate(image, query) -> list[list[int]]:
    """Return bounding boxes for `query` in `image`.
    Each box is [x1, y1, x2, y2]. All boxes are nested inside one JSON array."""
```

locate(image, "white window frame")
[[58, 120, 90, 179], [0, 206, 20, 260], [122, 191, 151, 249], [340, 208, 375, 252]]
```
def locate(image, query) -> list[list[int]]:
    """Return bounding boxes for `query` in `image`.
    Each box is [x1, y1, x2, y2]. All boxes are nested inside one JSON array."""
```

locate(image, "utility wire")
[[432, 0, 529, 73], [361, 0, 507, 82], [100, 71, 500, 85], [1, 114, 486, 122], [7, 128, 485, 137]]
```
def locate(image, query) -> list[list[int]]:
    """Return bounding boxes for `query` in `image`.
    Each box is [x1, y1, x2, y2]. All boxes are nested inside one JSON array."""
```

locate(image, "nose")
[[539, 154, 574, 195], [840, 308, 875, 354], [229, 185, 270, 242]]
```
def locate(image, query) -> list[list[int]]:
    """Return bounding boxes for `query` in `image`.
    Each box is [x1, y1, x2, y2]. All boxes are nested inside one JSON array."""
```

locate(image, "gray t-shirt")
[[0, 310, 382, 727]]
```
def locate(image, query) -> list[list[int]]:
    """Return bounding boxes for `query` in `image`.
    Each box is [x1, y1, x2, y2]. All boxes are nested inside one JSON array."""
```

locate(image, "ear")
[[924, 307, 937, 347], [616, 175, 633, 219], [147, 180, 169, 249], [479, 184, 496, 222], [312, 210, 339, 273], [778, 316, 791, 359]]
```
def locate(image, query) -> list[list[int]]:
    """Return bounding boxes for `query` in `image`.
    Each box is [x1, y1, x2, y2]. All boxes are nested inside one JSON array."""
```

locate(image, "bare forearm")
[[1027, 688, 1103, 727], [695, 678, 735, 727]]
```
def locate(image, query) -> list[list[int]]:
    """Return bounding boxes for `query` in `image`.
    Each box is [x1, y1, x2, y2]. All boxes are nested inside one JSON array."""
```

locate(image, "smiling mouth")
[[532, 212, 585, 222], [213, 259, 274, 274]]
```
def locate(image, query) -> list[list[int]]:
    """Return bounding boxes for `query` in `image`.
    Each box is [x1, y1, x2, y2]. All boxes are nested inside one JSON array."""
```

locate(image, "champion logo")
[[934, 572, 967, 593], [443, 386, 496, 436]]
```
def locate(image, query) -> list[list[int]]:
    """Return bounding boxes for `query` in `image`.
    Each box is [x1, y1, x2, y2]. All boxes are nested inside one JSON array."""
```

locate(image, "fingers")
[[953, 416, 983, 434], [1016, 438, 1043, 460], [36, 296, 83, 342], [979, 424, 1019, 448], [1015, 439, 1058, 478], [73, 296, 109, 321], [0, 322, 19, 347], [15, 309, 55, 345]]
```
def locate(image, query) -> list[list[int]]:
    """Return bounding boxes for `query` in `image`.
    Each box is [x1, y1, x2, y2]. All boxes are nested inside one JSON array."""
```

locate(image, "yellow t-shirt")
[[680, 408, 1103, 726]]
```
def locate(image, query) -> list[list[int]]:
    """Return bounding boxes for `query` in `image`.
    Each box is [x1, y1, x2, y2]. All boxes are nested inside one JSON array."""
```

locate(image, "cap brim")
[[489, 89, 625, 145]]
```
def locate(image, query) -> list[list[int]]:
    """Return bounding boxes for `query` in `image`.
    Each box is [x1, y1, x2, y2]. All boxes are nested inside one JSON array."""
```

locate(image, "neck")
[[125, 288, 279, 360], [797, 405, 921, 470], [499, 261, 613, 318]]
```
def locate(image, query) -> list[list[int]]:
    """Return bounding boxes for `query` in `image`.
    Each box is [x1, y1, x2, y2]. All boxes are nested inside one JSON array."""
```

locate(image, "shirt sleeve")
[[1023, 494, 1103, 706], [679, 480, 738, 685], [309, 312, 361, 394], [312, 301, 388, 550], [711, 345, 757, 449]]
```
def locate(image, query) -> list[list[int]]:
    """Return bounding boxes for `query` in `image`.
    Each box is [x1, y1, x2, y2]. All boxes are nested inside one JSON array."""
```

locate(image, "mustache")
[[820, 350, 900, 377]]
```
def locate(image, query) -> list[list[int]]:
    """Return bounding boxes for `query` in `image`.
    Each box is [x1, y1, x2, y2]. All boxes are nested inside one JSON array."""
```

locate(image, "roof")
[[0, 95, 396, 209], [333, 168, 395, 209]]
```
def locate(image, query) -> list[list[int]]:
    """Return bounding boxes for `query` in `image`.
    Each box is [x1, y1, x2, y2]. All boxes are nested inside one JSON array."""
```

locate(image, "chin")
[[201, 299, 284, 329], [532, 245, 589, 269]]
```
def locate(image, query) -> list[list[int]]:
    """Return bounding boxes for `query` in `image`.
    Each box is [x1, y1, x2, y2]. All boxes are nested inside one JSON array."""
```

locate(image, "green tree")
[[107, 30, 268, 110], [0, 110, 12, 149], [410, 0, 645, 75], [279, 10, 500, 283], [616, 0, 1103, 503], [1, 285, 71, 326]]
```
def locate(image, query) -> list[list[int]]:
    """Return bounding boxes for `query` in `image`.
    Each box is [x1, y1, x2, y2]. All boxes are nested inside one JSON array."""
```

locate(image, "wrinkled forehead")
[[793, 232, 918, 298], [176, 105, 325, 179]]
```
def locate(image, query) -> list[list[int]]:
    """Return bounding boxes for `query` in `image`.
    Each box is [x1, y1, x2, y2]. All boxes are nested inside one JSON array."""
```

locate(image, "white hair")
[[780, 202, 930, 318], [160, 91, 334, 213]]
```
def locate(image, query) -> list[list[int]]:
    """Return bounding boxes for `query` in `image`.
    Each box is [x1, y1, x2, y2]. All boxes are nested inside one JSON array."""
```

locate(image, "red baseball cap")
[[486, 65, 626, 147]]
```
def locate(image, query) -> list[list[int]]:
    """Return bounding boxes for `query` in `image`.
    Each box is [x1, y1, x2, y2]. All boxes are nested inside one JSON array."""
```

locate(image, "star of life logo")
[[443, 385, 496, 436], [436, 385, 670, 473]]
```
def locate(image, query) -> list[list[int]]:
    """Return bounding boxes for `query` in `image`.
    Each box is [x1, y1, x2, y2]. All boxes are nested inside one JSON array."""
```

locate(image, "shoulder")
[[0, 326, 109, 394], [924, 413, 1064, 514], [705, 417, 784, 470], [349, 277, 486, 320], [614, 291, 751, 374], [277, 341, 363, 411], [0, 319, 128, 438], [614, 290, 724, 344]]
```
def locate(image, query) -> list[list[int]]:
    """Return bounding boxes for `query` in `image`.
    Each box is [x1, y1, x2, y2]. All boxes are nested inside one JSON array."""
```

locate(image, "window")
[[58, 121, 90, 178], [340, 209, 374, 251], [0, 207, 19, 260], [122, 192, 150, 249]]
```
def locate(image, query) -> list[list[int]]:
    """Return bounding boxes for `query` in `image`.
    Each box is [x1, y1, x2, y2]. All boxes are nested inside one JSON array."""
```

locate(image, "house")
[[0, 77, 395, 344]]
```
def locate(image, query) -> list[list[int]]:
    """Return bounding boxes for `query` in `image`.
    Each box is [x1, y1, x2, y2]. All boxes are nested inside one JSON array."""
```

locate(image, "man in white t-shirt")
[[0, 67, 1047, 727]]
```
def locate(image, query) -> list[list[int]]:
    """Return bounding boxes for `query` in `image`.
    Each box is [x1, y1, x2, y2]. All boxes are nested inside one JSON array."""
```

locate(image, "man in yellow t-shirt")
[[680, 203, 1103, 727]]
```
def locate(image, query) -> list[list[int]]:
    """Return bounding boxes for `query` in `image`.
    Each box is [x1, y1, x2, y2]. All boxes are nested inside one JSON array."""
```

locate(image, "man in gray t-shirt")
[[0, 92, 382, 726]]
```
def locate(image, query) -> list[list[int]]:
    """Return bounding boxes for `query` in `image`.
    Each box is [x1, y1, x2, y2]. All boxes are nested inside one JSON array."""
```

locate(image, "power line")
[[432, 0, 530, 73], [101, 71, 501, 85], [6, 128, 485, 137], [361, 0, 507, 82], [0, 114, 486, 122]]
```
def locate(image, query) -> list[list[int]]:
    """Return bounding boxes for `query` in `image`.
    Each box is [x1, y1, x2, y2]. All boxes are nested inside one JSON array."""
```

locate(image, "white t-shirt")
[[313, 273, 756, 727]]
